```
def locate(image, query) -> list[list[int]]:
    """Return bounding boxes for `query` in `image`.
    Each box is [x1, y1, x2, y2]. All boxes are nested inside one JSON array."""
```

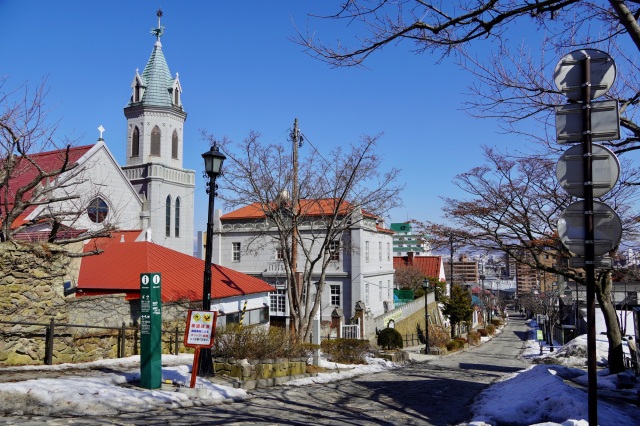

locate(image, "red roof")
[[2, 145, 93, 208], [78, 232, 275, 302], [393, 255, 443, 280], [1, 145, 94, 228], [222, 198, 358, 220]]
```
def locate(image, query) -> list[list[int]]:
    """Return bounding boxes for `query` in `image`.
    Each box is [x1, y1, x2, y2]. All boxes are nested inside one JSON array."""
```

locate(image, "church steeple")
[[122, 10, 194, 256], [128, 9, 182, 110], [124, 10, 187, 168]]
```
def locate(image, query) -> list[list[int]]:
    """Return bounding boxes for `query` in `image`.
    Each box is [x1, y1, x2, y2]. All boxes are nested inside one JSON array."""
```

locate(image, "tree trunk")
[[596, 272, 625, 373]]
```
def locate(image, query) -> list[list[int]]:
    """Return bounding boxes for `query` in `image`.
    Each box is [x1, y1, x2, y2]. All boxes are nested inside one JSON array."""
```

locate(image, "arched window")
[[87, 197, 109, 223], [165, 195, 171, 237], [132, 126, 140, 157], [171, 130, 178, 159], [151, 126, 161, 156], [175, 197, 180, 237], [174, 88, 179, 105]]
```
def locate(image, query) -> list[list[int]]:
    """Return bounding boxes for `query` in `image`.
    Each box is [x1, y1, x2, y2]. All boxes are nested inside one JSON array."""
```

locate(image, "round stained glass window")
[[87, 197, 109, 223]]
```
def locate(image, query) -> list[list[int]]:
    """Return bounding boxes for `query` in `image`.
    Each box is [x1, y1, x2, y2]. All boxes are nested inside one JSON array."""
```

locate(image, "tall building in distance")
[[390, 222, 431, 256], [444, 254, 479, 285]]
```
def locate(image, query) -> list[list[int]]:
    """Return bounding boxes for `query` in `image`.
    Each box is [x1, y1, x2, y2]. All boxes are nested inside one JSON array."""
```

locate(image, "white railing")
[[343, 323, 360, 339]]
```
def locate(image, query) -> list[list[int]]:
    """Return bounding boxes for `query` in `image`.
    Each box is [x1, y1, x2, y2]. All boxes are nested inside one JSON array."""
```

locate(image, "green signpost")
[[140, 272, 162, 389]]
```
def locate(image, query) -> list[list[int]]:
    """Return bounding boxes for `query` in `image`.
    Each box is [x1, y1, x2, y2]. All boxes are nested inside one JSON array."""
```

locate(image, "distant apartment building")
[[390, 222, 431, 256], [444, 254, 479, 285], [505, 251, 557, 295]]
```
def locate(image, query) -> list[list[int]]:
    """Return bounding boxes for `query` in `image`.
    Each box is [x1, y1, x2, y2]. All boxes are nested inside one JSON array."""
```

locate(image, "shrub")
[[377, 327, 404, 350], [446, 340, 463, 351], [477, 328, 488, 337], [454, 337, 467, 346], [321, 339, 371, 364], [428, 325, 450, 349], [212, 325, 310, 359], [467, 331, 480, 346], [487, 324, 496, 335], [491, 318, 502, 327]]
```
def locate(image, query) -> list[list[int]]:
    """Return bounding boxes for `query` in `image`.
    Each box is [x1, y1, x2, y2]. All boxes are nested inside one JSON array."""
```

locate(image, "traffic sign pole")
[[555, 48, 619, 426], [582, 54, 598, 426]]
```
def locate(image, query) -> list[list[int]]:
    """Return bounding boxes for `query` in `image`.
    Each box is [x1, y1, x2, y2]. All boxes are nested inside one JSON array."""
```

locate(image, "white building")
[[211, 199, 396, 321]]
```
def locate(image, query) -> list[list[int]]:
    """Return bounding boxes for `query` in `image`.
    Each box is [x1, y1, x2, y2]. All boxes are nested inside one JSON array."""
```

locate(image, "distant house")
[[211, 199, 395, 322], [75, 231, 275, 328], [393, 252, 448, 294]]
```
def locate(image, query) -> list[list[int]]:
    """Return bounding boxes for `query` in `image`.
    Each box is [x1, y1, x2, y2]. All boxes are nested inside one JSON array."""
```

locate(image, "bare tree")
[[0, 77, 114, 250], [393, 263, 425, 290], [297, 1, 640, 371], [205, 129, 403, 340], [415, 147, 640, 372]]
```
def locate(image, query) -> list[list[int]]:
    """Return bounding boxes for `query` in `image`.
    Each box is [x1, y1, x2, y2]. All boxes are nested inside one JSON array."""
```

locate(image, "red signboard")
[[183, 310, 218, 348]]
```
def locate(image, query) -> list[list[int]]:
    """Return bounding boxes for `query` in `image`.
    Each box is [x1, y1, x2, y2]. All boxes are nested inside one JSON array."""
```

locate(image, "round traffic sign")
[[557, 201, 622, 257], [554, 49, 616, 101], [556, 143, 620, 198]]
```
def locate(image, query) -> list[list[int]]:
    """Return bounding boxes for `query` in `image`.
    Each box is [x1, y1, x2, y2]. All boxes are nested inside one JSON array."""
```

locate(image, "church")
[[6, 11, 194, 256]]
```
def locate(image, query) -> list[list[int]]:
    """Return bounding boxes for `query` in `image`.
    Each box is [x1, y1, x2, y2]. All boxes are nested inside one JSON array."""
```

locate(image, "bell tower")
[[121, 10, 195, 255]]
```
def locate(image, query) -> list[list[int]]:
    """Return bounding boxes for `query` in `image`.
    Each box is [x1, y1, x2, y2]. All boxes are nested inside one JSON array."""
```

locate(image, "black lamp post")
[[198, 142, 226, 377], [480, 274, 486, 326], [422, 279, 430, 355]]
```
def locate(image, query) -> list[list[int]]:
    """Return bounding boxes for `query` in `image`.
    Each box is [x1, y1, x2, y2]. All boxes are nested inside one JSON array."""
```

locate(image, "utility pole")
[[291, 119, 301, 328]]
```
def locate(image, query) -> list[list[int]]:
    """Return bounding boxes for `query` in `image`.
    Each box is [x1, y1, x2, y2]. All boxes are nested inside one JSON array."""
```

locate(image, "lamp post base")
[[198, 347, 215, 377]]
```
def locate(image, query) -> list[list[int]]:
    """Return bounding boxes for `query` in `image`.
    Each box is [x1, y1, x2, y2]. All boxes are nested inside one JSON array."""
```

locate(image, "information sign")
[[140, 273, 162, 389]]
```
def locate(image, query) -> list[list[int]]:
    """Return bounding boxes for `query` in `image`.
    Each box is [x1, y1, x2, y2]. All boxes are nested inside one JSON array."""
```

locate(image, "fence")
[[342, 324, 360, 339], [0, 319, 188, 365]]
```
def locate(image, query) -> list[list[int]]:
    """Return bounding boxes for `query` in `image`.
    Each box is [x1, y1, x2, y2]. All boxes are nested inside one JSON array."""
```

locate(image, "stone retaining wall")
[[0, 242, 196, 366], [212, 357, 311, 389]]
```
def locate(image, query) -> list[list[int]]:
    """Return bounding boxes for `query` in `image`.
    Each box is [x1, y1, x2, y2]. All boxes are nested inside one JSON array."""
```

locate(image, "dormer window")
[[130, 72, 145, 104], [171, 76, 182, 107], [134, 81, 142, 102]]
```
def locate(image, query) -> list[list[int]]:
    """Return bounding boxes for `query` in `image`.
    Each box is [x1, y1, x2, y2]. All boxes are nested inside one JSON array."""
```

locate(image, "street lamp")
[[422, 279, 430, 355], [199, 142, 226, 377], [480, 274, 486, 326]]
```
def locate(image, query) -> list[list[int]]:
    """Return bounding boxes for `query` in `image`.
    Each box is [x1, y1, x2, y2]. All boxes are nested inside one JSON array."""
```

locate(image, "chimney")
[[408, 251, 414, 265]]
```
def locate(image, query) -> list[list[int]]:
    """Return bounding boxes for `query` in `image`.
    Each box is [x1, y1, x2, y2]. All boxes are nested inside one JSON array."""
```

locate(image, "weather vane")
[[151, 9, 164, 40]]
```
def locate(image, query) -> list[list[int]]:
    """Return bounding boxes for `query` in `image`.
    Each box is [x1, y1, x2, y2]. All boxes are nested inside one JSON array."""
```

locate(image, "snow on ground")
[[0, 318, 639, 425], [468, 319, 640, 426], [0, 354, 248, 416]]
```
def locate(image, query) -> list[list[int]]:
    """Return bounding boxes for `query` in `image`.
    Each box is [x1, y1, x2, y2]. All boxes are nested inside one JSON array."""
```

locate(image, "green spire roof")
[[137, 40, 174, 107]]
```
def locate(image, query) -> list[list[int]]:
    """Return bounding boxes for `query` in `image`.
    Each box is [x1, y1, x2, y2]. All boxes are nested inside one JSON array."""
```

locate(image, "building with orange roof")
[[211, 199, 396, 322]]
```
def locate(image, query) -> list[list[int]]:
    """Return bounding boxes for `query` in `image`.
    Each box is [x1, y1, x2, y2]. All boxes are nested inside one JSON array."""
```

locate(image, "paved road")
[[1, 314, 531, 425]]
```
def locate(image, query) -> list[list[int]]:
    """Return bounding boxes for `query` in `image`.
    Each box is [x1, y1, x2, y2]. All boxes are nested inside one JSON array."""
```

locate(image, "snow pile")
[[533, 335, 609, 368], [0, 356, 249, 416]]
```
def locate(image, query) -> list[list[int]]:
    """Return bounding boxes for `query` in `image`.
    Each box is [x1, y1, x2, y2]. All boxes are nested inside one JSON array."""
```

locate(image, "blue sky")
[[1, 1, 519, 233]]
